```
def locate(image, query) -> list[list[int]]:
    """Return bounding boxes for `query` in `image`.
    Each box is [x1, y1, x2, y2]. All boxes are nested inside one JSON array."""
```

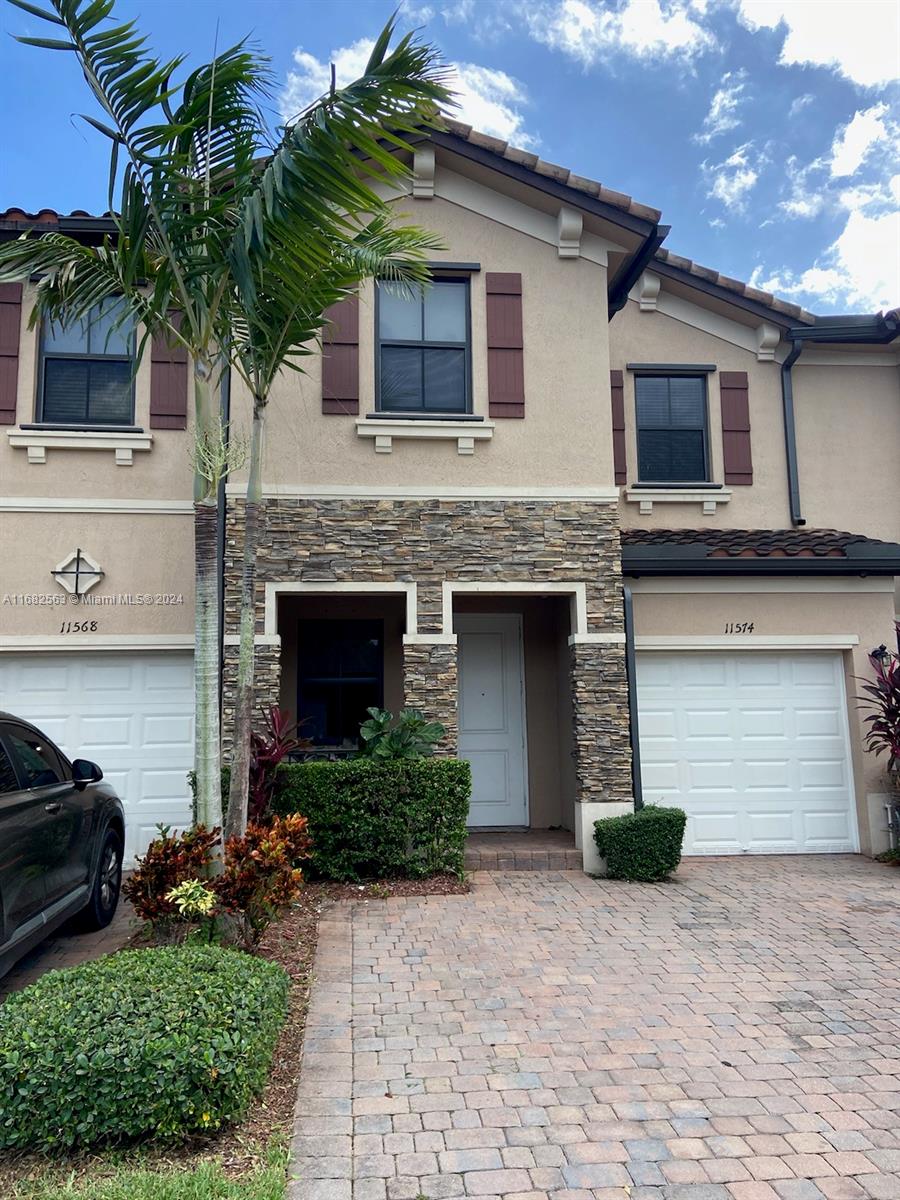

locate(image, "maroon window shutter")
[[322, 295, 359, 415], [720, 370, 752, 485], [486, 272, 524, 418], [610, 369, 626, 485], [150, 314, 188, 430], [0, 283, 23, 426]]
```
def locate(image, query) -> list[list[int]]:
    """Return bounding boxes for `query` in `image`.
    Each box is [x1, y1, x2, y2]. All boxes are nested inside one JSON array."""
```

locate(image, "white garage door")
[[637, 651, 858, 855], [0, 652, 194, 865]]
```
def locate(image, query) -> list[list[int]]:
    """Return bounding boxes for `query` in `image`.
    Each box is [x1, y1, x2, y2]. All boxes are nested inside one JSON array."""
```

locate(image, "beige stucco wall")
[[610, 297, 900, 543], [793, 362, 900, 543], [631, 581, 899, 854], [0, 511, 195, 636], [1, 285, 195, 500], [610, 299, 792, 528], [228, 194, 615, 490]]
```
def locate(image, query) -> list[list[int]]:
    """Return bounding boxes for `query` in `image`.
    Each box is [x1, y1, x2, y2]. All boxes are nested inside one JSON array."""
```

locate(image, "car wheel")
[[75, 829, 123, 932]]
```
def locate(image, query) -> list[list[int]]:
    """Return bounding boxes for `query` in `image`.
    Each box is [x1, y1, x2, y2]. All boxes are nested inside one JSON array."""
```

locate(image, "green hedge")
[[594, 804, 687, 882], [270, 759, 471, 880], [0, 946, 289, 1152]]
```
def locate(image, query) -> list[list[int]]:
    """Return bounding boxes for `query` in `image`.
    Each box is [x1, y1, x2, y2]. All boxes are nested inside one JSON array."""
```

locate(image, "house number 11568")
[[724, 621, 754, 634]]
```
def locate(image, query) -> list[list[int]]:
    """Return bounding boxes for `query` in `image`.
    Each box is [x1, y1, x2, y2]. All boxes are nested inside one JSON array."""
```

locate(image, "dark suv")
[[0, 713, 125, 978]]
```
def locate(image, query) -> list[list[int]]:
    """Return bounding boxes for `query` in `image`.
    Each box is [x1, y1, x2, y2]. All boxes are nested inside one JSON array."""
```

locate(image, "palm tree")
[[0, 0, 451, 842]]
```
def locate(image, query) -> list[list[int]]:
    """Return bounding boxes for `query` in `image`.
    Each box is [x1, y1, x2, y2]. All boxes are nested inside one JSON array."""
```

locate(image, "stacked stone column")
[[569, 641, 633, 804], [221, 641, 282, 756], [402, 640, 458, 755]]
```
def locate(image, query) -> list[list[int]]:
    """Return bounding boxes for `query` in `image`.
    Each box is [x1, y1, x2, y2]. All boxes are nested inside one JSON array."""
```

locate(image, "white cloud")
[[451, 63, 536, 144], [703, 142, 761, 210], [778, 154, 827, 219], [788, 93, 813, 117], [751, 207, 900, 312], [694, 69, 747, 143], [524, 0, 715, 67], [736, 0, 900, 88], [279, 42, 536, 147], [829, 104, 893, 177]]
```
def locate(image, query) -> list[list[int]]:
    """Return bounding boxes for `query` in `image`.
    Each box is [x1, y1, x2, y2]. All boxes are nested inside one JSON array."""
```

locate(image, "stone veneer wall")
[[402, 642, 459, 754], [223, 497, 632, 805]]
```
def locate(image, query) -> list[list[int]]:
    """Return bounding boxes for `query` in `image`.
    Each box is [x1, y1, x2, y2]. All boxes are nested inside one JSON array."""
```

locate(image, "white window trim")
[[355, 417, 494, 456], [8, 428, 153, 466], [624, 486, 732, 515]]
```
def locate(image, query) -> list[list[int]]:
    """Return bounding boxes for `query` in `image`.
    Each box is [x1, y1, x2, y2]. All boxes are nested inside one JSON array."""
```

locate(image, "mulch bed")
[[1, 874, 469, 1195]]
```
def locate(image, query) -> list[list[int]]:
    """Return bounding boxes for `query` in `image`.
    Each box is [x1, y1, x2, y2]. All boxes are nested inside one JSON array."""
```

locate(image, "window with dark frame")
[[376, 278, 470, 414], [635, 374, 710, 483], [297, 619, 384, 749], [39, 298, 135, 426]]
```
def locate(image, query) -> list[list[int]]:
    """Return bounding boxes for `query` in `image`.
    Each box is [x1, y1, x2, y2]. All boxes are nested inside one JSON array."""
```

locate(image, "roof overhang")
[[622, 540, 900, 577]]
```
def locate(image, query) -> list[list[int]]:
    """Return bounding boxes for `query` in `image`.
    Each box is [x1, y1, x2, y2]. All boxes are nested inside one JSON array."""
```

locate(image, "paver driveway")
[[289, 857, 900, 1200]]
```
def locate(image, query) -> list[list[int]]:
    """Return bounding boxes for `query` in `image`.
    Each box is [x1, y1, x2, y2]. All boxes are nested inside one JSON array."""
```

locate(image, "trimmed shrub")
[[0, 945, 289, 1152], [593, 804, 687, 882], [270, 758, 471, 880]]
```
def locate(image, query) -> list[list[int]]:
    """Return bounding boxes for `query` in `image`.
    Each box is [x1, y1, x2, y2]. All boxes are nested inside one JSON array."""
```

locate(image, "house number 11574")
[[724, 621, 755, 634]]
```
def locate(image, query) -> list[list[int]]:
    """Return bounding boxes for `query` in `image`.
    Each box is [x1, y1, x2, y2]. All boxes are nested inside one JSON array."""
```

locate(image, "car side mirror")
[[72, 758, 103, 786]]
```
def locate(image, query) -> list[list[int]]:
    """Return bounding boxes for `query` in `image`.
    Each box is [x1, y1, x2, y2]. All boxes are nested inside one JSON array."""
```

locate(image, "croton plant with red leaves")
[[859, 625, 900, 776]]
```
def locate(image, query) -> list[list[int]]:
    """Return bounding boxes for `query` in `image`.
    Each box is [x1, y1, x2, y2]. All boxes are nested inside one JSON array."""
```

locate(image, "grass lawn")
[[11, 1158, 286, 1200]]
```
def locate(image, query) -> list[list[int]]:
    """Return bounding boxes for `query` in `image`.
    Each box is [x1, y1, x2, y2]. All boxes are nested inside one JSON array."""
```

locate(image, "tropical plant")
[[358, 706, 446, 759], [858, 628, 900, 774], [0, 0, 453, 847], [125, 814, 311, 947], [248, 704, 308, 825]]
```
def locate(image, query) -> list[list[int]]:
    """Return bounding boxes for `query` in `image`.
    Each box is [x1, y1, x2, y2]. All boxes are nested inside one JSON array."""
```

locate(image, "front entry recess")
[[456, 613, 528, 827]]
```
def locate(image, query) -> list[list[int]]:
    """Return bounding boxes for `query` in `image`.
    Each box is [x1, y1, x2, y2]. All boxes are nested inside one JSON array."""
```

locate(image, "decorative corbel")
[[556, 206, 583, 259], [638, 271, 661, 312], [756, 321, 780, 361], [412, 147, 435, 199]]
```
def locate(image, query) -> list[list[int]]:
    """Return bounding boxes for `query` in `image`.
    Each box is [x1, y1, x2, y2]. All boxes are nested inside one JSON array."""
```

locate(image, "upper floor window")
[[635, 374, 709, 483], [376, 278, 470, 414], [39, 298, 135, 426]]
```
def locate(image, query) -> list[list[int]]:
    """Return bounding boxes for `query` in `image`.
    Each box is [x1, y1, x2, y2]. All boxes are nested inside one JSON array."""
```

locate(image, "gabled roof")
[[652, 247, 817, 325], [621, 528, 900, 575], [436, 118, 663, 225]]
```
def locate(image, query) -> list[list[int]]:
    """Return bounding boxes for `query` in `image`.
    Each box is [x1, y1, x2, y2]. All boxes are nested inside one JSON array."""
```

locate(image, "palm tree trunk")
[[193, 362, 223, 841], [225, 397, 264, 839]]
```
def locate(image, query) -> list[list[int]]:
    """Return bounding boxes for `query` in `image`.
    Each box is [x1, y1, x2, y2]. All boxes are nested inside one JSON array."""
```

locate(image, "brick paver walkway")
[[289, 857, 900, 1200]]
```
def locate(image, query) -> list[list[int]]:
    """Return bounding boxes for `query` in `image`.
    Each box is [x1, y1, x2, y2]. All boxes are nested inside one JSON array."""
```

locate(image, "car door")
[[1, 722, 93, 907], [0, 727, 54, 949]]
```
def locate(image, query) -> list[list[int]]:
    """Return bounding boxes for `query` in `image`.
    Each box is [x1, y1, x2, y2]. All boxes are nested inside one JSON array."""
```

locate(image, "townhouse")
[[1, 121, 898, 868]]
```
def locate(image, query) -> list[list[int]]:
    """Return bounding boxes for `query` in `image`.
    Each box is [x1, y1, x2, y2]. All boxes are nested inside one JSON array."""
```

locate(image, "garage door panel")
[[684, 708, 732, 739], [637, 651, 857, 855], [690, 811, 743, 850], [740, 708, 788, 739], [686, 759, 738, 791], [0, 651, 194, 865], [142, 713, 193, 747]]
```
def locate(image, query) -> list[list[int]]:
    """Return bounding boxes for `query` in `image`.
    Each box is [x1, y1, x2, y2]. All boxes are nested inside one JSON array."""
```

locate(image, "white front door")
[[456, 614, 528, 827], [636, 650, 858, 855]]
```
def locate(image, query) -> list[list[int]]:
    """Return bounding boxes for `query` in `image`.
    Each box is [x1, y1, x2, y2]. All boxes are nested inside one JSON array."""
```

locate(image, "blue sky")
[[1, 0, 898, 314]]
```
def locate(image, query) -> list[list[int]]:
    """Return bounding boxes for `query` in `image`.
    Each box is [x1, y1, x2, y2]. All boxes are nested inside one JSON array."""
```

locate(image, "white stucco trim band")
[[227, 484, 620, 502], [402, 633, 458, 646], [630, 577, 895, 594], [0, 634, 195, 652], [223, 634, 282, 647], [635, 634, 860, 651], [568, 633, 626, 646], [263, 581, 418, 639], [442, 580, 608, 639], [355, 417, 494, 455], [8, 428, 153, 465], [0, 496, 193, 514]]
